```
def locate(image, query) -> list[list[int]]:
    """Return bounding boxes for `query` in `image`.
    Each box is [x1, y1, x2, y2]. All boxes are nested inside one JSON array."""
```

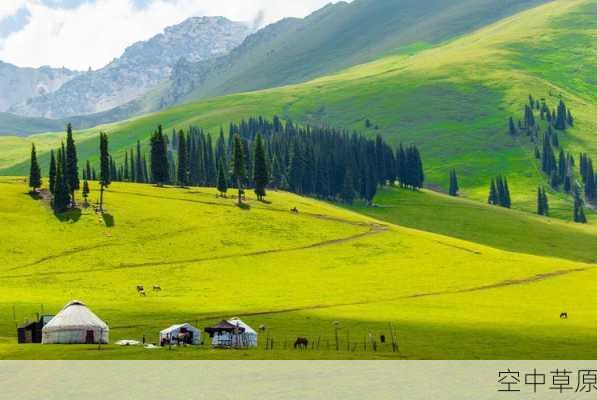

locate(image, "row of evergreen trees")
[[509, 95, 573, 136], [106, 117, 425, 204], [28, 124, 112, 213], [43, 124, 80, 212], [488, 176, 511, 208]]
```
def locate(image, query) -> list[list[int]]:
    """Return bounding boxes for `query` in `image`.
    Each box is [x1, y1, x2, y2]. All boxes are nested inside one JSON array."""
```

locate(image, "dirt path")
[[3, 222, 388, 279]]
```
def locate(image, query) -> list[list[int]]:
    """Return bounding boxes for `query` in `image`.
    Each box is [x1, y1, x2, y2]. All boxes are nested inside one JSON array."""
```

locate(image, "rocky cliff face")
[[0, 62, 81, 112], [9, 16, 250, 118]]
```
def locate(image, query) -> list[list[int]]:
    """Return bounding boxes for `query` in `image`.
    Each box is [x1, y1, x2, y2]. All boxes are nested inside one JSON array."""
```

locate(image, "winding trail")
[[3, 218, 388, 279], [110, 263, 595, 331]]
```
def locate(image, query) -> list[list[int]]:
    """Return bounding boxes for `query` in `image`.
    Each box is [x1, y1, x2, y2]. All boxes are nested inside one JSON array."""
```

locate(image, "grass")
[[348, 186, 597, 263], [1, 177, 597, 359], [0, 0, 594, 222]]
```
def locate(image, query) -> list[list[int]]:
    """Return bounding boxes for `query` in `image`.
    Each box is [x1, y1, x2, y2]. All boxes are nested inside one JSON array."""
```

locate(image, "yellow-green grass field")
[[1, 177, 597, 359], [1, 0, 595, 222]]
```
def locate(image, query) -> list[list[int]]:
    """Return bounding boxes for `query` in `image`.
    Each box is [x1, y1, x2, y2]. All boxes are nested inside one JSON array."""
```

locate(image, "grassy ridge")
[[348, 186, 597, 263], [1, 178, 596, 359]]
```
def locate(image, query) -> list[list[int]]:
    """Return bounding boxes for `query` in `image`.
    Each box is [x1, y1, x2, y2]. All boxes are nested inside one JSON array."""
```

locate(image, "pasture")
[[1, 177, 597, 359]]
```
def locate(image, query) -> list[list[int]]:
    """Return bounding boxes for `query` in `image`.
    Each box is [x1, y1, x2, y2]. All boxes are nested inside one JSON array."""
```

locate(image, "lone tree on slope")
[[65, 123, 80, 205], [99, 132, 111, 212], [28, 144, 42, 193], [217, 160, 228, 197], [449, 169, 459, 197]]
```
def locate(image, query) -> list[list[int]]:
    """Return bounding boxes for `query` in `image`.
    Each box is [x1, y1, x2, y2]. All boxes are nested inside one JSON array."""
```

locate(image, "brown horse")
[[294, 337, 309, 349]]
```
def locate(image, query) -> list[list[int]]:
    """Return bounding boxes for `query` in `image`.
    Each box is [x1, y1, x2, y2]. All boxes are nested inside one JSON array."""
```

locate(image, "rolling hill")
[[1, 177, 597, 359], [1, 0, 594, 221]]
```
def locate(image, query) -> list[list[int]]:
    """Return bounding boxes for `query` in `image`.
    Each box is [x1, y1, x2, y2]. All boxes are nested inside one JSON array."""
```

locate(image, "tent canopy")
[[159, 323, 201, 345], [42, 300, 109, 344]]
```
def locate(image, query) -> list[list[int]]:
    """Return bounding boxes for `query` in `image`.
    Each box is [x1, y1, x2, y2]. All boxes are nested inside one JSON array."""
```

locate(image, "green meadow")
[[1, 177, 597, 360], [0, 0, 595, 360]]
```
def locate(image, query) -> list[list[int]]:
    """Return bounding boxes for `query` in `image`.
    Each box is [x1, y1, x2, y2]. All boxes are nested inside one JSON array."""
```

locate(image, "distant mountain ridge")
[[0, 62, 81, 113], [9, 16, 250, 119]]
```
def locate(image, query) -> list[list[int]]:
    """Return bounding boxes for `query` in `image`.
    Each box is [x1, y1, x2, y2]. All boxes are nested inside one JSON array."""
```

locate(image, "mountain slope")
[[9, 17, 250, 119], [70, 0, 550, 126], [164, 0, 551, 106], [1, 0, 595, 221], [0, 62, 80, 112]]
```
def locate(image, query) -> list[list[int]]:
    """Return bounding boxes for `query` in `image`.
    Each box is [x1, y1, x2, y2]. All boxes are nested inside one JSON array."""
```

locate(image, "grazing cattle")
[[294, 337, 309, 350], [560, 312, 568, 320], [139, 290, 147, 297], [136, 285, 145, 293], [153, 285, 162, 292], [291, 207, 299, 214]]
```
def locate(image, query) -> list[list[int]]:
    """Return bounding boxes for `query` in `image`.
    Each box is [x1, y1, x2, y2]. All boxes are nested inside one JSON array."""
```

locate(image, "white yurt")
[[42, 301, 109, 344], [159, 323, 201, 346], [206, 318, 258, 348]]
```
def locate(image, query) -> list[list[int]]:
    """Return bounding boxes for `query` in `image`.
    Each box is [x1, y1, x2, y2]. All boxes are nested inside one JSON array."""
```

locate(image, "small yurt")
[[205, 318, 257, 348], [159, 323, 201, 346], [42, 301, 109, 344]]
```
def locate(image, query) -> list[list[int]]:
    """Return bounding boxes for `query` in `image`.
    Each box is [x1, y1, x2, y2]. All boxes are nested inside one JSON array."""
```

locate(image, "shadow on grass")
[[237, 202, 251, 211], [102, 213, 115, 228], [55, 208, 82, 223]]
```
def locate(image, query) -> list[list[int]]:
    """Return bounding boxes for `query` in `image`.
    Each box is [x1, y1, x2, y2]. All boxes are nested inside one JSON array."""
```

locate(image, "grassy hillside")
[[174, 0, 550, 104], [0, 0, 595, 222], [1, 177, 597, 360], [348, 186, 597, 263]]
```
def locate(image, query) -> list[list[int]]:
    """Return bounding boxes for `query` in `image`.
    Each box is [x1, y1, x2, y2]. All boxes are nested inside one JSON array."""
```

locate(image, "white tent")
[[210, 318, 258, 348], [42, 301, 109, 344], [159, 323, 201, 345]]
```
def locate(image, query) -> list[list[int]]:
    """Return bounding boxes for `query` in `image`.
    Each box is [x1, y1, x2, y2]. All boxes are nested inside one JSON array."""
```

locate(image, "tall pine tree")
[[99, 132, 111, 212], [28, 144, 42, 193], [65, 123, 79, 204], [253, 133, 269, 201]]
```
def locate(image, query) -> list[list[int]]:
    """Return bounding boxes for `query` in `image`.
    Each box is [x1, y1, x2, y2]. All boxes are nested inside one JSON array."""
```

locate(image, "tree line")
[[104, 116, 424, 205], [29, 117, 426, 212]]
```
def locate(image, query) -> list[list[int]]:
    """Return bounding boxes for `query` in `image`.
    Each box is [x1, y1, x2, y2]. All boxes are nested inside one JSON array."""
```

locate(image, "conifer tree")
[[232, 134, 245, 205], [53, 148, 70, 213], [488, 180, 498, 205], [449, 169, 459, 197], [28, 144, 42, 193], [82, 180, 90, 207], [574, 185, 587, 223], [49, 150, 57, 194], [502, 177, 511, 208], [65, 123, 79, 204], [176, 130, 189, 187], [217, 160, 228, 197], [85, 160, 92, 182], [288, 142, 304, 194], [537, 187, 549, 216], [585, 158, 595, 202], [341, 168, 355, 204], [150, 126, 169, 186], [253, 133, 269, 201], [508, 117, 517, 136], [99, 132, 110, 212], [555, 100, 567, 130]]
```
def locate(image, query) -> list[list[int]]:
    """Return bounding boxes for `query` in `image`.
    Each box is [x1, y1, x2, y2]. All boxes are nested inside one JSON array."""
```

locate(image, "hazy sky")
[[0, 0, 343, 70]]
